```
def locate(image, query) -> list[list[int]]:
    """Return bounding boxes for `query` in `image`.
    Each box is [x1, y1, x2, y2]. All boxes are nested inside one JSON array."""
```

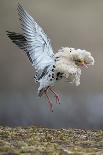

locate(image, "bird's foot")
[[55, 94, 61, 104]]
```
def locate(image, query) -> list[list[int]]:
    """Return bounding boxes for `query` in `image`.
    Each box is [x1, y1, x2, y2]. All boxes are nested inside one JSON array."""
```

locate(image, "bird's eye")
[[75, 59, 81, 63], [77, 60, 81, 62]]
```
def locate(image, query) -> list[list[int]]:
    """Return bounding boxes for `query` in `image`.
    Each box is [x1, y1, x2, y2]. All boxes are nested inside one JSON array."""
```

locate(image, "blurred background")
[[0, 0, 103, 129]]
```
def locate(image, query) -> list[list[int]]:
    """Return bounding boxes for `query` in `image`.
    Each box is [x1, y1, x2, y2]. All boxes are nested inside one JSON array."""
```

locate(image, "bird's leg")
[[45, 91, 53, 112], [49, 87, 61, 104]]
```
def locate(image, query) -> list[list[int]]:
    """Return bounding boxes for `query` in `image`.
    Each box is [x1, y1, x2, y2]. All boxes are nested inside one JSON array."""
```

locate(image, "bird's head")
[[58, 47, 94, 68], [71, 48, 94, 68]]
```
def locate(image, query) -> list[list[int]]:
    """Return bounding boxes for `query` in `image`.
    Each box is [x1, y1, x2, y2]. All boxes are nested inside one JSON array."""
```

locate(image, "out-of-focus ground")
[[0, 126, 103, 154], [0, 0, 103, 129]]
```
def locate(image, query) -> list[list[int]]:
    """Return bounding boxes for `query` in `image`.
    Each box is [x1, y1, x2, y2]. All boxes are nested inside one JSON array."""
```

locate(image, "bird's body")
[[7, 4, 94, 111]]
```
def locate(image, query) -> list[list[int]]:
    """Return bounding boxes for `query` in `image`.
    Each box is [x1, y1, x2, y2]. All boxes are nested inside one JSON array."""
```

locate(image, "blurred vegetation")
[[0, 126, 103, 154]]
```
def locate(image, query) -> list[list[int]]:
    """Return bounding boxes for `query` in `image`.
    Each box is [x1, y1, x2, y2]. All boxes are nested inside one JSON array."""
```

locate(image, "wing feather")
[[17, 3, 55, 71]]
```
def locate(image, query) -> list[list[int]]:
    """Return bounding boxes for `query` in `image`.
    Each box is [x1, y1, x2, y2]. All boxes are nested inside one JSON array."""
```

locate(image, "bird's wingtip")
[[6, 31, 10, 36], [17, 1, 22, 7], [6, 30, 10, 33], [6, 31, 13, 36], [17, 1, 23, 11]]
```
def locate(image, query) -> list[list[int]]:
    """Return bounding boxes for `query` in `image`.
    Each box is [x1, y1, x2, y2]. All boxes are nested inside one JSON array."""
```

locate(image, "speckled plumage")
[[6, 4, 94, 111]]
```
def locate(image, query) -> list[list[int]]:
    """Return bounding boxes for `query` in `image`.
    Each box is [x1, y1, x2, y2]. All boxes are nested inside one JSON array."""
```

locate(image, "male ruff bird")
[[7, 4, 94, 111]]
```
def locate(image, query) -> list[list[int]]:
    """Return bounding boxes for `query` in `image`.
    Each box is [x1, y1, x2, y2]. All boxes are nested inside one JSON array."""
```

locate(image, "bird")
[[6, 3, 94, 111]]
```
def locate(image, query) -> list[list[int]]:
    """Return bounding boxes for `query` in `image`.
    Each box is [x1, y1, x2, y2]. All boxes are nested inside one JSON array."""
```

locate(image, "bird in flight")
[[7, 3, 94, 111]]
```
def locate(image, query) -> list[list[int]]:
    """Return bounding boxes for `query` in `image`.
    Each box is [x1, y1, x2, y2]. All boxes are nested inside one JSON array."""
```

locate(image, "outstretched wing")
[[17, 3, 55, 72]]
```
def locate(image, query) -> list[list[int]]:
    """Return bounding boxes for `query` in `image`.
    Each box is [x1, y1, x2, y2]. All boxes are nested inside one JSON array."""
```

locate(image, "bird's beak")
[[81, 61, 88, 68]]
